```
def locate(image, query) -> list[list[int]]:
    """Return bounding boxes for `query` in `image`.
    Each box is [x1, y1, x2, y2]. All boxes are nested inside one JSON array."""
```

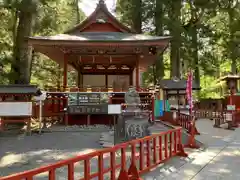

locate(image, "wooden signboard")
[[68, 104, 108, 114], [227, 105, 235, 111], [68, 104, 122, 115], [0, 102, 32, 116], [68, 93, 109, 105]]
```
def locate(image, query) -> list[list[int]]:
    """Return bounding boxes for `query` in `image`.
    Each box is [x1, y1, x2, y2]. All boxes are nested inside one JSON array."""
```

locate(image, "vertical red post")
[[49, 169, 56, 180], [110, 151, 116, 180], [68, 163, 74, 180], [84, 159, 90, 179], [63, 53, 68, 91], [153, 138, 157, 163], [135, 57, 139, 91], [164, 134, 168, 159], [146, 140, 150, 167], [158, 136, 162, 161], [139, 141, 144, 171], [98, 153, 104, 180]]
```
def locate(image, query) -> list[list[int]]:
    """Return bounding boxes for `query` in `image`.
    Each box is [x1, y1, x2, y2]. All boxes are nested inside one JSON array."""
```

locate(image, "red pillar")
[[135, 57, 139, 91], [129, 72, 133, 86], [63, 53, 68, 90]]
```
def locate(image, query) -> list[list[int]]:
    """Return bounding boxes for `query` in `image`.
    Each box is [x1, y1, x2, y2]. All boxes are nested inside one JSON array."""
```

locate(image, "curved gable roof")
[[65, 0, 134, 34]]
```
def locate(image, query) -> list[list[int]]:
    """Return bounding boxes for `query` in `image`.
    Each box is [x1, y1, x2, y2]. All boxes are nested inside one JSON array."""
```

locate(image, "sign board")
[[227, 105, 235, 111], [68, 104, 108, 114], [108, 104, 122, 114], [68, 93, 109, 105], [68, 104, 122, 115], [0, 102, 32, 116]]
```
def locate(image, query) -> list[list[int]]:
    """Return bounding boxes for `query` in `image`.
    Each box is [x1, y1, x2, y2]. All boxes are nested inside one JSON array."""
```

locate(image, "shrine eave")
[[27, 32, 171, 47], [219, 74, 240, 81], [0, 85, 40, 95], [159, 79, 201, 90]]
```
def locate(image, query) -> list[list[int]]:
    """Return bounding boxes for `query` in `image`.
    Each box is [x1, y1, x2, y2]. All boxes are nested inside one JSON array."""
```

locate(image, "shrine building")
[[27, 0, 170, 92]]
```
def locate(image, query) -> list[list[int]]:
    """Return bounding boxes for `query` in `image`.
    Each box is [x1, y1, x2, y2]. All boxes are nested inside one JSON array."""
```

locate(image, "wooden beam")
[[81, 70, 132, 75]]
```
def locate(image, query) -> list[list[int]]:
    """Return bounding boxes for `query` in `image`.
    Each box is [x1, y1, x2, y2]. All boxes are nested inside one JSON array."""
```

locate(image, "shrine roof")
[[219, 74, 240, 81], [0, 85, 40, 95], [28, 32, 170, 44], [65, 0, 133, 33], [159, 79, 201, 90]]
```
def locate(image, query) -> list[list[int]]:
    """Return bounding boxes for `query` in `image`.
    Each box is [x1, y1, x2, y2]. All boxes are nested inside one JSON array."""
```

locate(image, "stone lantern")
[[220, 74, 240, 95]]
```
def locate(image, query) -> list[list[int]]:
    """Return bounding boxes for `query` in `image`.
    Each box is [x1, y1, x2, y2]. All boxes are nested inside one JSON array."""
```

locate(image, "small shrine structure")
[[219, 74, 240, 111], [219, 74, 240, 95], [158, 78, 200, 111], [0, 85, 41, 133]]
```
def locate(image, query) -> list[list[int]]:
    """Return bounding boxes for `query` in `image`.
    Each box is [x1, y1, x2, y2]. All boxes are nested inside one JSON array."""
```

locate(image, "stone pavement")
[[142, 124, 240, 180]]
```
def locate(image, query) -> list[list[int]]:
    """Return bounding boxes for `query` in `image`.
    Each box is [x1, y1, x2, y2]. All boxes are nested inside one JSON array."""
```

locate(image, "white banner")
[[0, 102, 32, 116]]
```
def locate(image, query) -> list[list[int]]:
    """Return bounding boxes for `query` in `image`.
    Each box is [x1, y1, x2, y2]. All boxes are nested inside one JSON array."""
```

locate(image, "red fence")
[[32, 96, 67, 118], [159, 112, 199, 135], [194, 110, 239, 129], [177, 113, 193, 133], [0, 128, 187, 180]]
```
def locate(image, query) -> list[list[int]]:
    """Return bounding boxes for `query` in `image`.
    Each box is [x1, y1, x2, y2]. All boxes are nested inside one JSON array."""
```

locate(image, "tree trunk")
[[155, 0, 164, 82], [10, 0, 36, 84], [191, 25, 200, 87], [168, 0, 181, 78], [132, 0, 142, 33], [228, 9, 237, 74], [75, 0, 80, 23]]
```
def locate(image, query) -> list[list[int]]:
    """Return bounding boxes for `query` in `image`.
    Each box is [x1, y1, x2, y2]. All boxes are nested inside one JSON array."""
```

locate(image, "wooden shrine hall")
[[27, 0, 170, 92]]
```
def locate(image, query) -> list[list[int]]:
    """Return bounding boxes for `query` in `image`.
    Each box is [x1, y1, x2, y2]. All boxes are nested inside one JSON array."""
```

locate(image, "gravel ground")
[[0, 126, 109, 178]]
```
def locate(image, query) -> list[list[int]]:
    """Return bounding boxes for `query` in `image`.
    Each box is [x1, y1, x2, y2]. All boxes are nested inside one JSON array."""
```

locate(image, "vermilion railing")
[[177, 113, 193, 133], [160, 112, 195, 134], [193, 110, 236, 129], [44, 86, 153, 93], [194, 110, 223, 119], [32, 96, 67, 118], [0, 128, 187, 180]]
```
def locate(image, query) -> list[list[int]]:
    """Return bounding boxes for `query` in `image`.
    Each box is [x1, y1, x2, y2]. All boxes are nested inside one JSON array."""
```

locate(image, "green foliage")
[[0, 0, 85, 87], [116, 0, 240, 97]]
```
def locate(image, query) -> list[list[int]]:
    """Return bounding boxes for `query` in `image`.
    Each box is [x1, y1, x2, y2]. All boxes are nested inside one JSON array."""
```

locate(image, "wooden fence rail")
[[0, 128, 187, 180]]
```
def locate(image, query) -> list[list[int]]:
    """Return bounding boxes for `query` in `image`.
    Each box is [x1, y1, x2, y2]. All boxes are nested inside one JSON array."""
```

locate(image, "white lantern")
[[33, 91, 47, 101], [173, 111, 177, 120]]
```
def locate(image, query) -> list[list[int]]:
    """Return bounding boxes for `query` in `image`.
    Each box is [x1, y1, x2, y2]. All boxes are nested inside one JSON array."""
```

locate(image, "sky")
[[79, 0, 116, 16]]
